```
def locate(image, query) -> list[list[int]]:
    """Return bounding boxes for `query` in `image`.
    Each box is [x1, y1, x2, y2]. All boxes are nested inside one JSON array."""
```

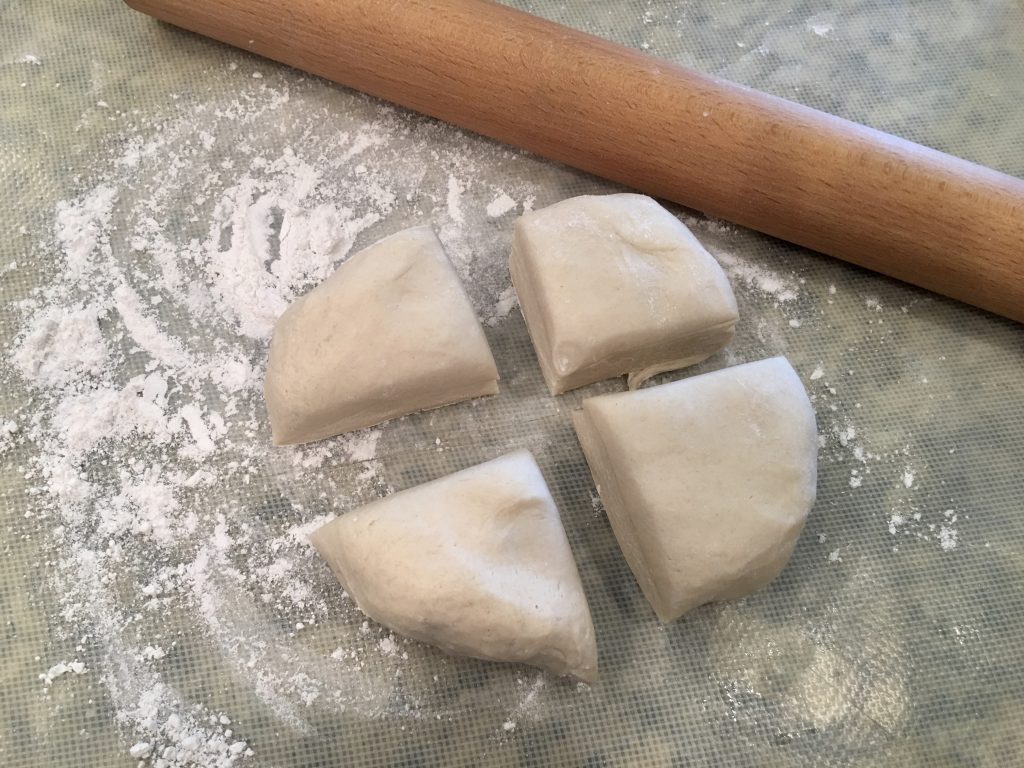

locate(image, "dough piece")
[[573, 357, 817, 622], [309, 451, 598, 682], [265, 226, 499, 445], [510, 193, 738, 395]]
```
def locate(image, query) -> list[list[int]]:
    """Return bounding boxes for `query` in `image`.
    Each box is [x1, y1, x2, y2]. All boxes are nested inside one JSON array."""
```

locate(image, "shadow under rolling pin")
[[122, 0, 1024, 323]]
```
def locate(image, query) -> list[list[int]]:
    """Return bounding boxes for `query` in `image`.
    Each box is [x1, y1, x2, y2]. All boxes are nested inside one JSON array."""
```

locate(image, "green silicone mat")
[[1, 1, 1022, 766]]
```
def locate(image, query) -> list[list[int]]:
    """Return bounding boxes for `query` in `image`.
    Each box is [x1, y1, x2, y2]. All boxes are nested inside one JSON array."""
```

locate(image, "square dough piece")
[[510, 193, 738, 394], [573, 357, 817, 622], [265, 226, 499, 445]]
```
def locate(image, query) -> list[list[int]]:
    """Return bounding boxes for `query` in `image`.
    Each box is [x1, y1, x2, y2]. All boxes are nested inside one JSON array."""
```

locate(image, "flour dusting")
[[806, 14, 836, 38], [446, 174, 466, 225], [39, 660, 88, 686], [714, 250, 799, 303], [486, 191, 518, 218], [5, 76, 550, 765]]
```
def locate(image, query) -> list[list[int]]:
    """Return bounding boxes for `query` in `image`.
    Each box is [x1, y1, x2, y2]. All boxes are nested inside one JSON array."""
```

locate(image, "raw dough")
[[309, 451, 598, 682], [510, 193, 738, 394], [573, 357, 817, 622], [264, 226, 499, 445]]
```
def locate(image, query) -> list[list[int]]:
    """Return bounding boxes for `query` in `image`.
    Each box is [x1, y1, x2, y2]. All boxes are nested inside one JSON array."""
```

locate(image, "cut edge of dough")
[[572, 409, 673, 622], [307, 524, 352, 592], [510, 231, 564, 395], [270, 376, 499, 446]]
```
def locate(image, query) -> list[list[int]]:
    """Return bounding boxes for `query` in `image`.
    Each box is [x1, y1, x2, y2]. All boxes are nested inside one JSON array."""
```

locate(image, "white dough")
[[264, 226, 499, 445], [573, 357, 817, 622], [309, 451, 598, 682], [510, 194, 738, 394]]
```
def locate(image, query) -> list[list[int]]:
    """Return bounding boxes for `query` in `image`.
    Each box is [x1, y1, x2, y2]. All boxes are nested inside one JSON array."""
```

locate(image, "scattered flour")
[[713, 250, 799, 303], [12, 304, 109, 387], [487, 285, 519, 327], [938, 510, 960, 551], [506, 672, 549, 725], [938, 525, 958, 551], [0, 419, 18, 454], [446, 174, 466, 225], [486, 191, 518, 218], [40, 660, 88, 686], [806, 14, 836, 38], [887, 503, 961, 552], [5, 76, 555, 764], [55, 184, 117, 279], [807, 366, 959, 554]]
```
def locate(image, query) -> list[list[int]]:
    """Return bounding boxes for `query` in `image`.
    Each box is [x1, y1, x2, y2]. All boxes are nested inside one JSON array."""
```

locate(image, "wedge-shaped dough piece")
[[573, 357, 817, 622], [264, 226, 499, 445], [309, 451, 598, 682], [510, 193, 738, 394]]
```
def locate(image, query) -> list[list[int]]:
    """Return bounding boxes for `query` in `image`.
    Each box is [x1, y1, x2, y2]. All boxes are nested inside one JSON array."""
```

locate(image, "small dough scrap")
[[309, 451, 598, 682], [265, 226, 499, 445], [573, 357, 817, 622], [510, 193, 738, 394]]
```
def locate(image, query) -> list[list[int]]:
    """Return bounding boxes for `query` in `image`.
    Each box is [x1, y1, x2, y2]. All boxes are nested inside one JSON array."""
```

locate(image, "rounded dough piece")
[[309, 451, 598, 683], [572, 357, 817, 622], [264, 225, 499, 445], [510, 193, 738, 394]]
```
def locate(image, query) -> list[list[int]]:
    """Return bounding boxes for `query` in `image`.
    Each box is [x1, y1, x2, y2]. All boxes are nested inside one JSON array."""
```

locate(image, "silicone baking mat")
[[1, 1, 1022, 766]]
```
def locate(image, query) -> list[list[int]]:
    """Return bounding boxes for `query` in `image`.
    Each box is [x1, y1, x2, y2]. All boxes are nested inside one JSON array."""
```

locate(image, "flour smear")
[[3, 76, 554, 766]]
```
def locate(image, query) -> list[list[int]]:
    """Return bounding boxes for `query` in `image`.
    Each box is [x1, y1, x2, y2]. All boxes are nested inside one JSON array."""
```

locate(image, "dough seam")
[[624, 318, 737, 389]]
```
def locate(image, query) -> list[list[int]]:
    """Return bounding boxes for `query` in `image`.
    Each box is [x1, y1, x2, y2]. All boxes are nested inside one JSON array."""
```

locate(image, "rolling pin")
[[123, 0, 1024, 322]]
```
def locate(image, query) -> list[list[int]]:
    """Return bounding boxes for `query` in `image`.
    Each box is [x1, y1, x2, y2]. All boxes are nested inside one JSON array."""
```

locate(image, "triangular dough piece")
[[573, 357, 817, 622], [309, 451, 598, 682], [265, 226, 499, 445], [510, 194, 738, 394]]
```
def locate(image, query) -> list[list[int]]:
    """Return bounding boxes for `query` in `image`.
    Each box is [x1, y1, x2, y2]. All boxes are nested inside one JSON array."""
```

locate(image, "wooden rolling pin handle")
[[123, 0, 1024, 322]]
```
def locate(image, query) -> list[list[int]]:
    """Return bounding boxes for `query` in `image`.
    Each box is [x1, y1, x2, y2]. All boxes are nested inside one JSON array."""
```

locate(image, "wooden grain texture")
[[123, 0, 1024, 322]]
